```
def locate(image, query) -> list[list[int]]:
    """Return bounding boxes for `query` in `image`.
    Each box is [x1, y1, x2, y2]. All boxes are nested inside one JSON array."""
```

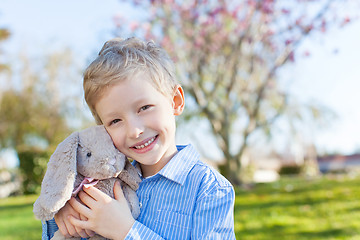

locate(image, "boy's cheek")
[[107, 132, 123, 150]]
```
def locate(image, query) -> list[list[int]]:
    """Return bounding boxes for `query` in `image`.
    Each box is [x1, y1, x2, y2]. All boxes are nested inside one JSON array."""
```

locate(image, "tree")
[[0, 27, 10, 72], [0, 50, 85, 193], [0, 51, 82, 150], [0, 87, 69, 150], [116, 0, 357, 185]]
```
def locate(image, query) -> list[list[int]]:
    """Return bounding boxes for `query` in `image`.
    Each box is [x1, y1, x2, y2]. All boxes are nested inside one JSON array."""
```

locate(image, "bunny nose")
[[109, 158, 116, 165]]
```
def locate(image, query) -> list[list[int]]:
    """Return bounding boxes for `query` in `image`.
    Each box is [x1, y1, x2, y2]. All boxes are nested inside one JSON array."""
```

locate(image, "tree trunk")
[[218, 149, 243, 187]]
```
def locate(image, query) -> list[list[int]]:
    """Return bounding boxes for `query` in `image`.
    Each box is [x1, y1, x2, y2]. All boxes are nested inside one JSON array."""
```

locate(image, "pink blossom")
[[194, 38, 205, 49], [304, 24, 313, 33], [285, 39, 293, 45], [288, 51, 295, 62], [130, 21, 139, 31], [281, 8, 290, 15], [303, 50, 311, 57], [231, 6, 241, 19], [209, 7, 224, 17], [341, 16, 351, 26], [321, 19, 327, 32], [247, 0, 256, 8]]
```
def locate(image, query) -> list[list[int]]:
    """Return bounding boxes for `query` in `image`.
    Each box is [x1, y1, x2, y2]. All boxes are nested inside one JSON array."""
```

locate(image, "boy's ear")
[[172, 85, 185, 116]]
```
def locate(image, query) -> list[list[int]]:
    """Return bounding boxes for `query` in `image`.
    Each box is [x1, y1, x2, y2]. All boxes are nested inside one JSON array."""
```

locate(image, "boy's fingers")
[[78, 190, 97, 208], [75, 215, 89, 238], [54, 203, 80, 238], [69, 197, 91, 217], [75, 229, 88, 239], [83, 185, 110, 202], [114, 181, 125, 201], [79, 214, 95, 237], [56, 220, 72, 238], [59, 219, 80, 238], [68, 215, 88, 231], [85, 229, 96, 238]]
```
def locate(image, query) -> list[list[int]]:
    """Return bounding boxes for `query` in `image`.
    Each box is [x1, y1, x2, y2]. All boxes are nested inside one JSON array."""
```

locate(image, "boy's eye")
[[139, 105, 151, 112], [110, 119, 121, 125]]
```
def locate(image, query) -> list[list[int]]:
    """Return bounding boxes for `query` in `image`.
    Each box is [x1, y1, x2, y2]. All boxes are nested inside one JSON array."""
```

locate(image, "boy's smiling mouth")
[[132, 135, 158, 150]]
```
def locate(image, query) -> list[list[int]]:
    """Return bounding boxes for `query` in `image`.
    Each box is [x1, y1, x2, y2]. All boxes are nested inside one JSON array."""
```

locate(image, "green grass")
[[1, 175, 360, 239], [234, 175, 360, 239], [0, 194, 41, 240]]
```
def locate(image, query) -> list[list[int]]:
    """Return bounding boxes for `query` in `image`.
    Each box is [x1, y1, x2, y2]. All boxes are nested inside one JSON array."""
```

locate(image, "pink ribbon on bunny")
[[72, 177, 99, 196]]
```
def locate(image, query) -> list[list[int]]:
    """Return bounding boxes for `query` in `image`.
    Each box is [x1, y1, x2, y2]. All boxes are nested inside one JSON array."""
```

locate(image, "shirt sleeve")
[[124, 221, 164, 240], [191, 182, 236, 239], [42, 219, 58, 240], [42, 219, 87, 240], [41, 221, 50, 240]]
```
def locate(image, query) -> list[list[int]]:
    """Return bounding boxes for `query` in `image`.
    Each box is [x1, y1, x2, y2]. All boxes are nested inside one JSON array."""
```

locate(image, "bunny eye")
[[87, 152, 92, 157]]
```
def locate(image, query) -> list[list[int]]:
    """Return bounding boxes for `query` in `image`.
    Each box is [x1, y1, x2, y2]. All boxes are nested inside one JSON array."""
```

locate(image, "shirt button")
[[139, 202, 143, 208]]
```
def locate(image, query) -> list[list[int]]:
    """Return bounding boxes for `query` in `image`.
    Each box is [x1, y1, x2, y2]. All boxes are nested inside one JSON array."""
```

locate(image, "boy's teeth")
[[134, 137, 155, 149]]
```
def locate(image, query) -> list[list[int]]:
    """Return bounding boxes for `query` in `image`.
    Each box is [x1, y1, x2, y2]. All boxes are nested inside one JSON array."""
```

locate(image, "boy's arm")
[[42, 202, 95, 239], [191, 183, 236, 239], [69, 181, 165, 240], [44, 193, 165, 240], [55, 201, 94, 238], [124, 221, 164, 240]]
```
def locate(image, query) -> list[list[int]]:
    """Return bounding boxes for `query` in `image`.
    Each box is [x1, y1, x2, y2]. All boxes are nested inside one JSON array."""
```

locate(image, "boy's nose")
[[127, 119, 144, 138]]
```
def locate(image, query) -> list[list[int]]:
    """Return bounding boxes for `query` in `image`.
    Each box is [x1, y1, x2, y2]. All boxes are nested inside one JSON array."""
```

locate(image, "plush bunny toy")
[[33, 125, 141, 240]]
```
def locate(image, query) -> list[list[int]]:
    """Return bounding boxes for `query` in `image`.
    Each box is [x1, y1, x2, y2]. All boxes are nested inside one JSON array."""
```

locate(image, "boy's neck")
[[139, 149, 178, 178]]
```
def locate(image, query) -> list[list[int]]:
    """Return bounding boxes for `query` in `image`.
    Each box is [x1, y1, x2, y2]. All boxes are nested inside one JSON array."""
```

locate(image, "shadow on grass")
[[235, 197, 334, 211], [295, 228, 357, 238], [0, 202, 34, 211], [235, 177, 360, 211], [238, 224, 358, 239]]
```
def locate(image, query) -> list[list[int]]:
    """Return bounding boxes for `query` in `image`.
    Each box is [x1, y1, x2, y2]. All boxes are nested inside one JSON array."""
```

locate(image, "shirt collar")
[[159, 144, 199, 185], [133, 144, 199, 185]]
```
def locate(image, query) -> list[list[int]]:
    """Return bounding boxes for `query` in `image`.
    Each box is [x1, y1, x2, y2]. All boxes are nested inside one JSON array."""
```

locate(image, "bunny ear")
[[33, 131, 79, 221], [118, 159, 142, 191]]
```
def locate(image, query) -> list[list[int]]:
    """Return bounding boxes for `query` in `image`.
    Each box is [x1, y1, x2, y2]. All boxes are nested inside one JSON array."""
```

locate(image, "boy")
[[43, 37, 235, 239]]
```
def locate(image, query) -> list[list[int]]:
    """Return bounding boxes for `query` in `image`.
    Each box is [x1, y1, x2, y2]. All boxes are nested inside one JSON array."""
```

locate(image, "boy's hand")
[[54, 200, 95, 238], [68, 181, 135, 240]]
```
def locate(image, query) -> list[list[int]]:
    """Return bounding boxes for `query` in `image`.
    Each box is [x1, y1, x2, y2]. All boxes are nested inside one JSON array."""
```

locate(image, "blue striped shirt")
[[42, 144, 235, 239]]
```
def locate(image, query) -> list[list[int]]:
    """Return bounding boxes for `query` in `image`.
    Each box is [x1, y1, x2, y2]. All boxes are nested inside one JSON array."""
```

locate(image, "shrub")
[[279, 164, 301, 175], [17, 147, 50, 194]]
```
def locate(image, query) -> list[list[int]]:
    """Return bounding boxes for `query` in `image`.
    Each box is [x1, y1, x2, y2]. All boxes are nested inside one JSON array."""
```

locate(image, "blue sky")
[[285, 20, 360, 155], [1, 0, 359, 163]]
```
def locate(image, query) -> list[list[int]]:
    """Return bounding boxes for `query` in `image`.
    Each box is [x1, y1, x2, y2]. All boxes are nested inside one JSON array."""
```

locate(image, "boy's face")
[[95, 73, 184, 177]]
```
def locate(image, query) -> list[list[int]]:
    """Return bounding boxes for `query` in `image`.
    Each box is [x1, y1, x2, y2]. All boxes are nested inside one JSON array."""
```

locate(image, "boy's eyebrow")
[[133, 97, 148, 105], [102, 111, 121, 119], [131, 95, 153, 106]]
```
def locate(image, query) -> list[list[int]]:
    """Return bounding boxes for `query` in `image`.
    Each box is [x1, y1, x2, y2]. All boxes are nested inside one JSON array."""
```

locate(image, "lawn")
[[0, 194, 41, 240], [234, 175, 360, 239], [1, 175, 359, 239]]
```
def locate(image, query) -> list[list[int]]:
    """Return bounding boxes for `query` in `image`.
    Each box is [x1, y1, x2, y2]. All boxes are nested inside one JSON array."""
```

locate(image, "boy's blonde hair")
[[83, 37, 177, 124]]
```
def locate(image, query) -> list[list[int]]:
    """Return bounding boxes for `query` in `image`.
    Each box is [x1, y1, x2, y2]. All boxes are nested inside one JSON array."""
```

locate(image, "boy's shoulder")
[[172, 144, 233, 189], [191, 159, 233, 188]]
